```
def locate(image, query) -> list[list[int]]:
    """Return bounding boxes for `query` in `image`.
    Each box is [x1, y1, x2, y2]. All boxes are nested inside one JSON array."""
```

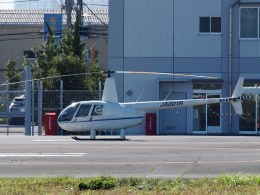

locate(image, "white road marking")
[[32, 140, 72, 142], [0, 153, 86, 157], [0, 159, 259, 165]]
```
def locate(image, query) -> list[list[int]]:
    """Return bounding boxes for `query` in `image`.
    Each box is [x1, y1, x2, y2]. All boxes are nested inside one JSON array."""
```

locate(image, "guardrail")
[[0, 112, 25, 135]]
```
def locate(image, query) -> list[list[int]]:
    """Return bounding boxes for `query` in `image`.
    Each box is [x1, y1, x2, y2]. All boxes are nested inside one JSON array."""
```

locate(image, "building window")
[[24, 51, 36, 59], [240, 8, 259, 38], [199, 17, 221, 33], [86, 50, 99, 63]]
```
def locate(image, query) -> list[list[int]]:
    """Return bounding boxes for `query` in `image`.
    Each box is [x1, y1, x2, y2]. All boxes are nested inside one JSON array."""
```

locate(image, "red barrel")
[[44, 113, 57, 135], [146, 113, 156, 135]]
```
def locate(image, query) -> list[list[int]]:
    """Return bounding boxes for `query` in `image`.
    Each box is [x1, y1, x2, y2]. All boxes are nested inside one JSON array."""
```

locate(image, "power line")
[[0, 34, 108, 42], [0, 0, 39, 3], [0, 30, 62, 37], [0, 30, 107, 42], [1, 70, 25, 86], [83, 2, 108, 7], [83, 3, 106, 26], [0, 6, 108, 41]]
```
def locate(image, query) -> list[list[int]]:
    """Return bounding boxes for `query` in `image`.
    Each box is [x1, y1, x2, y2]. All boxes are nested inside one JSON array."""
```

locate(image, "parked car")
[[8, 95, 25, 125]]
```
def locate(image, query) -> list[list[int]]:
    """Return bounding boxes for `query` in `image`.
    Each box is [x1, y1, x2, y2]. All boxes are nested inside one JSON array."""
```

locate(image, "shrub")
[[79, 176, 116, 190]]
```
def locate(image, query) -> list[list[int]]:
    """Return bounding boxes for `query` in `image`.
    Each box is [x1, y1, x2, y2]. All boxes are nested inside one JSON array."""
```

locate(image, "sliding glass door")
[[193, 90, 221, 134]]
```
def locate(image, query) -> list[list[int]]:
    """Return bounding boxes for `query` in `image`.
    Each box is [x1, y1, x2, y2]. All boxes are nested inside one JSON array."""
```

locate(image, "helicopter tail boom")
[[123, 77, 245, 115]]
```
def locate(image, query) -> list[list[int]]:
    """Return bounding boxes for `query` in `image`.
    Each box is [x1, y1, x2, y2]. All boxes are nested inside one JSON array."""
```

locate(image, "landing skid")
[[71, 136, 128, 141], [71, 136, 89, 141], [71, 129, 127, 141]]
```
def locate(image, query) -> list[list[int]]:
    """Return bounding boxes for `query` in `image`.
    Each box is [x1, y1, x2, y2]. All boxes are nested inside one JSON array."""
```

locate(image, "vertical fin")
[[232, 101, 243, 115], [102, 77, 118, 103], [232, 77, 244, 98], [231, 77, 244, 115]]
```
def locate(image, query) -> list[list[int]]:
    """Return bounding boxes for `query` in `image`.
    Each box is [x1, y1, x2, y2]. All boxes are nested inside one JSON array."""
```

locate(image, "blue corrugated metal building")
[[108, 0, 260, 135]]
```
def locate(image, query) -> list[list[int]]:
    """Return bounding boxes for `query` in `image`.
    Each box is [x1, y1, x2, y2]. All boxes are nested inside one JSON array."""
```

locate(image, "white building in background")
[[109, 0, 260, 136], [0, 9, 108, 87]]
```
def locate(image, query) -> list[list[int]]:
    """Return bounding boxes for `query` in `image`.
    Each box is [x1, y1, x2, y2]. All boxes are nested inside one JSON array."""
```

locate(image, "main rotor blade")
[[1, 72, 102, 86], [115, 71, 218, 79]]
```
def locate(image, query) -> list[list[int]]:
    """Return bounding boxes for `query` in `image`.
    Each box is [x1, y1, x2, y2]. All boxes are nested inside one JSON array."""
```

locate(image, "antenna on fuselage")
[[164, 90, 172, 101], [136, 92, 144, 102]]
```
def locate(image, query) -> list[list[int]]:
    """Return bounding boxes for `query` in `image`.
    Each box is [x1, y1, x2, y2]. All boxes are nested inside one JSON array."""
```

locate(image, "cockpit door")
[[74, 104, 93, 122]]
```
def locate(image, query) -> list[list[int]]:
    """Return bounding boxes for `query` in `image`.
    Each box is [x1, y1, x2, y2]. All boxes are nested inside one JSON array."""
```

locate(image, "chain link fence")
[[0, 89, 101, 135], [41, 90, 101, 112]]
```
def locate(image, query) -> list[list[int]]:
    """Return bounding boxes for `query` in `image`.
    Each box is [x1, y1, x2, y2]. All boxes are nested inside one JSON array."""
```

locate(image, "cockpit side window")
[[91, 105, 103, 116], [58, 102, 80, 122], [75, 104, 92, 117]]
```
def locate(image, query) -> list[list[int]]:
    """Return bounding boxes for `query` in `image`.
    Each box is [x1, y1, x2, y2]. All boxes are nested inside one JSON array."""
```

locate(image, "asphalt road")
[[0, 135, 260, 178]]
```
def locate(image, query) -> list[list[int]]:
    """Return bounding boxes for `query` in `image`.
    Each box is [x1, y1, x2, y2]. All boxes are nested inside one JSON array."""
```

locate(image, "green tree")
[[34, 26, 58, 75], [4, 57, 21, 91], [32, 26, 60, 89], [59, 8, 86, 60], [54, 53, 86, 90], [59, 28, 73, 56], [57, 10, 87, 90], [33, 9, 87, 90], [87, 63, 106, 91], [72, 9, 86, 59], [32, 9, 107, 91]]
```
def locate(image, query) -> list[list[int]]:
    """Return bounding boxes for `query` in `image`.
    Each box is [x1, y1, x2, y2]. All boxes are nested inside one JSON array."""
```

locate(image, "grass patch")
[[0, 175, 260, 194]]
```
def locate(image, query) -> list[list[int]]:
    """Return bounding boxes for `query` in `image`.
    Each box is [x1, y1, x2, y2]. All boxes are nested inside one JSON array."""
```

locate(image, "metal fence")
[[40, 90, 101, 112], [0, 89, 101, 135]]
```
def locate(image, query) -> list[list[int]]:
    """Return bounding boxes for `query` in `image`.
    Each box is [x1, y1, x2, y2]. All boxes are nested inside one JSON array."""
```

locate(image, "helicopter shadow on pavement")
[[71, 136, 130, 141]]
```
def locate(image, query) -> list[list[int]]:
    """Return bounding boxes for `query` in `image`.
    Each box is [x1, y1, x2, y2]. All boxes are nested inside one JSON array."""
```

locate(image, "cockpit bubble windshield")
[[58, 102, 80, 122]]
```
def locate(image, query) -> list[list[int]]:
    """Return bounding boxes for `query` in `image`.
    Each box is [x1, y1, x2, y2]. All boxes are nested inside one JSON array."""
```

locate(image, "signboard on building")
[[43, 14, 62, 43]]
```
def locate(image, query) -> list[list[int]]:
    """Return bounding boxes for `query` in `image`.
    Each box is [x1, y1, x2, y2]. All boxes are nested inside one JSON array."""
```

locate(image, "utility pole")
[[25, 65, 32, 136], [65, 0, 73, 28], [77, 0, 83, 25]]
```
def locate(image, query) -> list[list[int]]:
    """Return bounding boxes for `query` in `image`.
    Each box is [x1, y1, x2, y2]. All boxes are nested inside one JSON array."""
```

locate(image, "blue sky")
[[0, 0, 109, 9], [0, 0, 14, 9]]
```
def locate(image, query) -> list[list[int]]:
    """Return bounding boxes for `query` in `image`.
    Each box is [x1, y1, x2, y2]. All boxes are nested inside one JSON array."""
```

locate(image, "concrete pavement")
[[0, 135, 259, 178]]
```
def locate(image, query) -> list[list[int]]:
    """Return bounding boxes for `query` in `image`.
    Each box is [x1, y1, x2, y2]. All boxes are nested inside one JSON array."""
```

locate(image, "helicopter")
[[57, 71, 245, 140]]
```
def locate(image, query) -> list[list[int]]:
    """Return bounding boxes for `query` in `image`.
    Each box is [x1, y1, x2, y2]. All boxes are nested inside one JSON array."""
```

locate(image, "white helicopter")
[[57, 70, 245, 140]]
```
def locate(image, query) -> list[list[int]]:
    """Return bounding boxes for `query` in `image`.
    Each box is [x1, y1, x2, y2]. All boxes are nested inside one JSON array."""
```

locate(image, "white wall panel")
[[109, 0, 124, 58], [174, 0, 222, 57], [124, 74, 159, 102], [240, 41, 260, 57], [124, 0, 173, 57]]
